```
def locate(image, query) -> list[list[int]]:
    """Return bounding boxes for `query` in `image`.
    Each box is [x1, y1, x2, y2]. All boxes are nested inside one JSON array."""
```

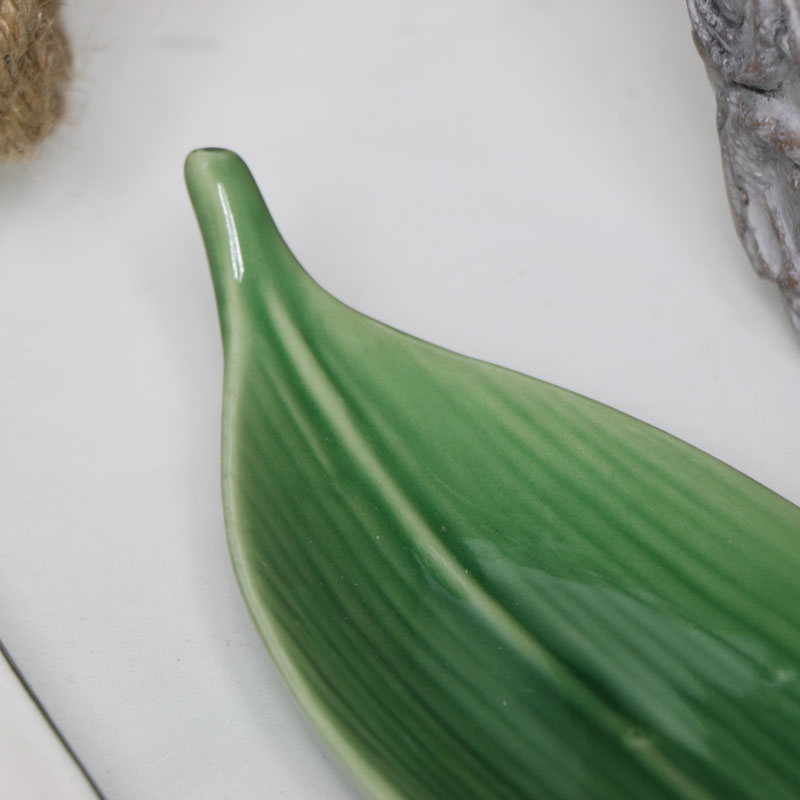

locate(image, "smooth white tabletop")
[[2, 1, 800, 798]]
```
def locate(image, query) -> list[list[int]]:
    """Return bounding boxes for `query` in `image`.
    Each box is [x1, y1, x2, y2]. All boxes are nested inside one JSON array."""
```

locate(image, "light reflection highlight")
[[217, 182, 244, 282]]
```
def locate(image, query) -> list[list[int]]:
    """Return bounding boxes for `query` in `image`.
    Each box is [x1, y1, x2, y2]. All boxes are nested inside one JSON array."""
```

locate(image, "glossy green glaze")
[[186, 148, 800, 800]]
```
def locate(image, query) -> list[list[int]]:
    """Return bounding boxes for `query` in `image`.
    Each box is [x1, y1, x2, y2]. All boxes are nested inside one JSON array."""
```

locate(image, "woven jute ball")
[[0, 0, 71, 162]]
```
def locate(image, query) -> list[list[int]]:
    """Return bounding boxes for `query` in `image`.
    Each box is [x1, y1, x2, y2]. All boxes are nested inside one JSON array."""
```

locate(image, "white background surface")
[[2, 1, 800, 798], [0, 653, 97, 799]]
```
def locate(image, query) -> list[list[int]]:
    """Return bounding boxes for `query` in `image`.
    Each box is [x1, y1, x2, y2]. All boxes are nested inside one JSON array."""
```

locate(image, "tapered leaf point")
[[185, 148, 290, 337]]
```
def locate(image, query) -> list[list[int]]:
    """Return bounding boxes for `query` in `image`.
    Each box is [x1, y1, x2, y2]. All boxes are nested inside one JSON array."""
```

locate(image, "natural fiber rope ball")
[[0, 0, 71, 162]]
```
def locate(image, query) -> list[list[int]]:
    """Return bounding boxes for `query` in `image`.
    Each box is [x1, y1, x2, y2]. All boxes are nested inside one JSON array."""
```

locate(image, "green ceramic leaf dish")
[[185, 148, 800, 800]]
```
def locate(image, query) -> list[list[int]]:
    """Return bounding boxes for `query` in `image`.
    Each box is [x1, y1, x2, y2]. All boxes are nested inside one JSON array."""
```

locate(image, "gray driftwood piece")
[[688, 0, 800, 332]]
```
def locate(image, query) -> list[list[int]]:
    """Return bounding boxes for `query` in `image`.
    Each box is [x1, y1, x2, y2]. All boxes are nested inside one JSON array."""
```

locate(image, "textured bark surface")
[[688, 0, 800, 333]]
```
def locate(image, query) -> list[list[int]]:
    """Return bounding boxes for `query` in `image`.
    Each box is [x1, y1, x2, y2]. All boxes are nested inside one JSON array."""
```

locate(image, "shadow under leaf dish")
[[185, 148, 800, 800]]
